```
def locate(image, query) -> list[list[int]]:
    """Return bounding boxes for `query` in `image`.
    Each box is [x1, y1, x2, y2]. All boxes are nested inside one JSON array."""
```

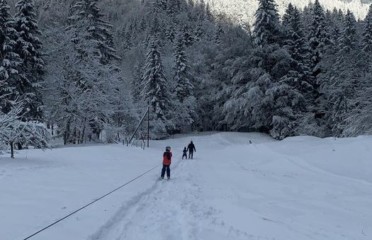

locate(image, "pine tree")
[[282, 4, 312, 95], [328, 10, 359, 136], [327, 8, 343, 47], [338, 10, 357, 55], [141, 39, 173, 138], [154, 0, 167, 12], [173, 33, 194, 129], [251, 0, 294, 138], [343, 6, 372, 136], [166, 0, 181, 15], [308, 0, 331, 79], [279, 4, 312, 137], [14, 0, 44, 120], [0, 0, 22, 114], [182, 24, 194, 47], [68, 0, 120, 64], [306, 0, 333, 136], [174, 33, 193, 103], [253, 0, 281, 47], [362, 4, 372, 53], [53, 0, 124, 143]]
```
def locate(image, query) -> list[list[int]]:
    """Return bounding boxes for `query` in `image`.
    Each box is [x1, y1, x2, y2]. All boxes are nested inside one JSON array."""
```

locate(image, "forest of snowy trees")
[[1, 0, 372, 154]]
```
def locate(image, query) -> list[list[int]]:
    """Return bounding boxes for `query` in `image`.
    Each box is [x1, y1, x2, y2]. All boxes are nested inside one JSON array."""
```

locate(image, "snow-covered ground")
[[1, 132, 372, 240]]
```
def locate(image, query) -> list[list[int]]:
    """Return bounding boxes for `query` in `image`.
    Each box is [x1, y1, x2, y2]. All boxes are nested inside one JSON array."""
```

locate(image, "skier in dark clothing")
[[187, 141, 196, 159], [182, 147, 187, 159], [161, 146, 172, 179]]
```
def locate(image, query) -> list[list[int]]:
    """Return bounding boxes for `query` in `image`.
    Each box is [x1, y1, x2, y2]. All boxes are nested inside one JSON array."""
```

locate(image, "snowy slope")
[[205, 0, 371, 25], [1, 132, 372, 240]]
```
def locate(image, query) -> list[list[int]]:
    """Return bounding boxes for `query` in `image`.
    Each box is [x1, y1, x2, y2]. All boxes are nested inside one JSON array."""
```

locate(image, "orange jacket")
[[163, 151, 172, 165]]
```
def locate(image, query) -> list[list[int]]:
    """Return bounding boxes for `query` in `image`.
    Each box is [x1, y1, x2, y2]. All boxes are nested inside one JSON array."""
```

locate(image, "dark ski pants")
[[182, 153, 187, 159], [188, 151, 194, 159], [161, 164, 170, 178]]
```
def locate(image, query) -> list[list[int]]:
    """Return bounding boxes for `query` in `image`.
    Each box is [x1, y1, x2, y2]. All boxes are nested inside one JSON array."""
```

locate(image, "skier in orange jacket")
[[161, 146, 172, 179]]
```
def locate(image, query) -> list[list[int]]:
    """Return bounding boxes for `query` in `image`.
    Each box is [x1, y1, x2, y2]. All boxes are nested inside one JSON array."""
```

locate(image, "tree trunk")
[[10, 142, 14, 159], [64, 120, 71, 145], [81, 119, 86, 144]]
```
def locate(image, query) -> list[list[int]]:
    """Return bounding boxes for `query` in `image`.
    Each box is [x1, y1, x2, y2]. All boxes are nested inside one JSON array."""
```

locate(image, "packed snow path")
[[1, 133, 372, 240], [90, 134, 372, 240]]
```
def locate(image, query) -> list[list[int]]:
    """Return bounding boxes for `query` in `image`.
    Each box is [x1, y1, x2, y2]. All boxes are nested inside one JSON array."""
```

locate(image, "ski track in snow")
[[84, 133, 372, 240], [87, 135, 283, 240], [89, 160, 215, 240]]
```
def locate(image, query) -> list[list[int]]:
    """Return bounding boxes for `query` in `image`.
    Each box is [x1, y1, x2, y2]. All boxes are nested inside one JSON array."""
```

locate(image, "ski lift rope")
[[22, 164, 159, 240]]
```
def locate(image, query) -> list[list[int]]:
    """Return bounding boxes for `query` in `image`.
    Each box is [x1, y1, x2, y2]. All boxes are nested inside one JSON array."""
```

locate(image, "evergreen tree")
[[182, 24, 194, 47], [68, 0, 120, 64], [338, 10, 357, 55], [53, 0, 124, 144], [362, 4, 372, 53], [279, 4, 312, 137], [327, 11, 359, 136], [344, 6, 372, 136], [327, 8, 343, 47], [218, 26, 255, 131], [173, 33, 194, 129], [253, 0, 281, 47], [14, 0, 44, 120], [166, 0, 182, 15], [328, 10, 359, 136], [165, 23, 176, 42], [251, 0, 294, 138], [0, 0, 22, 114], [154, 0, 167, 12], [282, 4, 312, 95], [308, 0, 331, 79], [306, 0, 333, 136], [174, 33, 193, 103], [141, 39, 173, 138]]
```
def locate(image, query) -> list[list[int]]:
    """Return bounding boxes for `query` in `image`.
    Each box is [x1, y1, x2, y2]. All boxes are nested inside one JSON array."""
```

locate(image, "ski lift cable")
[[22, 164, 160, 240]]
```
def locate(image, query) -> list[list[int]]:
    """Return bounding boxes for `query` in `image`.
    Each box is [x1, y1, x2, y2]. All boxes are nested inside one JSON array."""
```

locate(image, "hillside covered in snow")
[[1, 132, 372, 240], [206, 0, 371, 25]]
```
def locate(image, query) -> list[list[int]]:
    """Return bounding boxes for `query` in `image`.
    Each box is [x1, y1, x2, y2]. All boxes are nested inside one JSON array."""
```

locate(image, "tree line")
[[1, 0, 372, 158]]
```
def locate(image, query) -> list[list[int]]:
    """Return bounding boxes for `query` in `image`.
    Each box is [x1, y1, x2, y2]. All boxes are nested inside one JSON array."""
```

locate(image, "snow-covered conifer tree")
[[182, 24, 194, 47], [141, 38, 173, 138], [173, 32, 194, 129], [251, 0, 298, 138], [68, 0, 120, 64], [253, 0, 281, 47], [0, 0, 22, 114], [327, 10, 359, 136], [48, 0, 126, 144], [174, 33, 193, 103], [343, 6, 372, 136], [308, 0, 332, 79], [166, 0, 182, 15], [305, 0, 333, 136], [338, 10, 357, 55], [362, 5, 372, 53], [275, 4, 312, 137], [282, 4, 312, 95], [14, 0, 44, 120]]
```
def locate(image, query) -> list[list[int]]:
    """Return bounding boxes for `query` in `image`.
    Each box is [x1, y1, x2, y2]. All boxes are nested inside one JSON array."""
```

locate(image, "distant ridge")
[[205, 0, 371, 26]]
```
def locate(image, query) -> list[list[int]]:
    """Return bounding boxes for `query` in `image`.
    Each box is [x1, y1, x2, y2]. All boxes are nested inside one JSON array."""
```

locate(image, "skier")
[[187, 141, 196, 159], [161, 146, 172, 179], [182, 147, 187, 159]]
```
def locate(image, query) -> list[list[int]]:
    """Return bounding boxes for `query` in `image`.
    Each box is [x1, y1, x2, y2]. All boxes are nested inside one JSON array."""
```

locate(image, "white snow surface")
[[1, 132, 372, 240]]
